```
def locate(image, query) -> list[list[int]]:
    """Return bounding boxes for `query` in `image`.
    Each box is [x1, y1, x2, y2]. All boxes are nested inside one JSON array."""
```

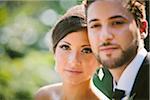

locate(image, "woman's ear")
[[140, 20, 148, 39], [54, 55, 58, 72]]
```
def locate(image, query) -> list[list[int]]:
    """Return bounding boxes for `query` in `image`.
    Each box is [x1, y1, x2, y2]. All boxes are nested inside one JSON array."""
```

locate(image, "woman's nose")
[[68, 51, 81, 66]]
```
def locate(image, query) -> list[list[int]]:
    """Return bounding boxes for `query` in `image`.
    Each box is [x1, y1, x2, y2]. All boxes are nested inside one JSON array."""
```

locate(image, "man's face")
[[87, 0, 141, 69]]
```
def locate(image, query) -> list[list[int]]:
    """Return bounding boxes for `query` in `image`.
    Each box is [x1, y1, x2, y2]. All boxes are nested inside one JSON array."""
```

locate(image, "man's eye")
[[112, 21, 125, 26], [59, 45, 70, 50], [82, 48, 92, 54], [90, 24, 101, 28]]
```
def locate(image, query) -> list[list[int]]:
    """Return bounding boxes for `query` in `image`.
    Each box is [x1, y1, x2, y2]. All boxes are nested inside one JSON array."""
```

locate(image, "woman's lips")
[[65, 69, 83, 74]]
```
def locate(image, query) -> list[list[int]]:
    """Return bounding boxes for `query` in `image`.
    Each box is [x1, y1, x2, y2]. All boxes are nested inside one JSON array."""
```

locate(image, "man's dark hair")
[[84, 0, 146, 27]]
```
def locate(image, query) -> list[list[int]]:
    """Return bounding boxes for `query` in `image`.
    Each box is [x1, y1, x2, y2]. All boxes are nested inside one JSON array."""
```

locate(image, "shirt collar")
[[114, 48, 147, 95]]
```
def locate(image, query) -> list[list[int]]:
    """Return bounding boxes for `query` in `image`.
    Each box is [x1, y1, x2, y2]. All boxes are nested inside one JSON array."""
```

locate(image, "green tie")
[[90, 67, 113, 100]]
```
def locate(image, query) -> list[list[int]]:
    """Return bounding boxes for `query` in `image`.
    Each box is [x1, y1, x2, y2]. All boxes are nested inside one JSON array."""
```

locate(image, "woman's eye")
[[59, 45, 70, 50], [82, 48, 92, 54]]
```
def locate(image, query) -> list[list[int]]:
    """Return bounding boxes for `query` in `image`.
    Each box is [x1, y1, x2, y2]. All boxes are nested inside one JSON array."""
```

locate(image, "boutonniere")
[[124, 93, 136, 100]]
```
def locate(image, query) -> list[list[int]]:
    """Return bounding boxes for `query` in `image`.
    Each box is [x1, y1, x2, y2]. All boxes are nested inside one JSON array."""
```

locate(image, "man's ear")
[[140, 20, 148, 39]]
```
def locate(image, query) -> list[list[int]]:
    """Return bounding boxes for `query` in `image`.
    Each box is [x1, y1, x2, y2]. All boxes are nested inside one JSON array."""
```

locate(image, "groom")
[[85, 0, 149, 99]]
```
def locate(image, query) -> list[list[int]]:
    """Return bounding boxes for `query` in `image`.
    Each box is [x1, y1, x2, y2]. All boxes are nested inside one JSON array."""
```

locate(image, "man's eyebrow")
[[109, 15, 126, 20], [88, 15, 127, 24], [88, 18, 99, 24]]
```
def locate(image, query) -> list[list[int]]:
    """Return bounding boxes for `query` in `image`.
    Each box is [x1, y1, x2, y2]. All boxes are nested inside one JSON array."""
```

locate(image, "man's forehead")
[[89, 0, 131, 7], [87, 1, 134, 23]]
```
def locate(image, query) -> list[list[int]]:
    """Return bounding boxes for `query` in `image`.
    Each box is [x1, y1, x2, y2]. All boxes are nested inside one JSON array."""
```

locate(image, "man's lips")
[[99, 45, 119, 51]]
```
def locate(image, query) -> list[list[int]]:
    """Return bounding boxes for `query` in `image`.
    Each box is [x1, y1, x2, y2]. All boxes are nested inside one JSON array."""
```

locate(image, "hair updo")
[[51, 4, 87, 53]]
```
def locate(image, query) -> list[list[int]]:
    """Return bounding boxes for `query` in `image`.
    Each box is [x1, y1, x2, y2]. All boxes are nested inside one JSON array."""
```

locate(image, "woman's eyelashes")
[[59, 44, 92, 54], [81, 47, 92, 54], [59, 44, 70, 50]]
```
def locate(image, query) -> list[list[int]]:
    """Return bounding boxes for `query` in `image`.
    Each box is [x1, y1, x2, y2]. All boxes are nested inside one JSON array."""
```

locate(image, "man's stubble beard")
[[95, 40, 139, 69]]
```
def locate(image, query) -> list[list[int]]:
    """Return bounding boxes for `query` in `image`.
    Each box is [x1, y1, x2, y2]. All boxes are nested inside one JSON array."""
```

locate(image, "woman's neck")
[[61, 79, 97, 100]]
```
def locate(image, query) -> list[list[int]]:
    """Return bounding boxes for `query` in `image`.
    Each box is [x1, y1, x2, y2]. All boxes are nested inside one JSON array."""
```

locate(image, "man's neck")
[[109, 47, 146, 82], [109, 65, 127, 82], [106, 48, 147, 96], [109, 50, 138, 82]]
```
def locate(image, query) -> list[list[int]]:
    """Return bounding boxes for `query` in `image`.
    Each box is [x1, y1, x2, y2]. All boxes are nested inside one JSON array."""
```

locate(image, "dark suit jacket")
[[130, 53, 149, 100]]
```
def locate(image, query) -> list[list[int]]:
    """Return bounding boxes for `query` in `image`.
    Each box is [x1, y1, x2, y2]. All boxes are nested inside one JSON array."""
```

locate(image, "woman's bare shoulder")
[[35, 82, 62, 100]]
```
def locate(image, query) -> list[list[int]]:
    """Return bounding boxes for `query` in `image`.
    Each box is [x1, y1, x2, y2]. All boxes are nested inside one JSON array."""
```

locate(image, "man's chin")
[[101, 59, 116, 69], [100, 56, 124, 69]]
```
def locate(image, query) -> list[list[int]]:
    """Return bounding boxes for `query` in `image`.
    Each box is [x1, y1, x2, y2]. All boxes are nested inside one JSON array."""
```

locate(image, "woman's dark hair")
[[52, 15, 86, 52]]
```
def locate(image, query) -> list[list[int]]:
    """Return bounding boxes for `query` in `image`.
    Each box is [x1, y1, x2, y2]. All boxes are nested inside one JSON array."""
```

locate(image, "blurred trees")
[[0, 0, 149, 99], [0, 0, 81, 99]]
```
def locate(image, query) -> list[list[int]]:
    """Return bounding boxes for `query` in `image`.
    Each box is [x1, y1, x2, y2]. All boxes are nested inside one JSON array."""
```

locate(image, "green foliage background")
[[0, 0, 82, 99], [0, 0, 149, 100]]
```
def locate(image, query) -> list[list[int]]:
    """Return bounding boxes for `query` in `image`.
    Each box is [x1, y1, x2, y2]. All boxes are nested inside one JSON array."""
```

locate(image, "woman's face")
[[54, 30, 99, 85]]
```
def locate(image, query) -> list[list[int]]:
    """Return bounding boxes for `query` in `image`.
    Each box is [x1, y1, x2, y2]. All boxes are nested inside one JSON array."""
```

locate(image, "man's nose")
[[99, 26, 113, 41]]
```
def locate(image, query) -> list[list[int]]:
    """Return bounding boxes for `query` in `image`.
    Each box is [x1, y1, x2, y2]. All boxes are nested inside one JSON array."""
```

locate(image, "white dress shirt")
[[113, 48, 148, 99]]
